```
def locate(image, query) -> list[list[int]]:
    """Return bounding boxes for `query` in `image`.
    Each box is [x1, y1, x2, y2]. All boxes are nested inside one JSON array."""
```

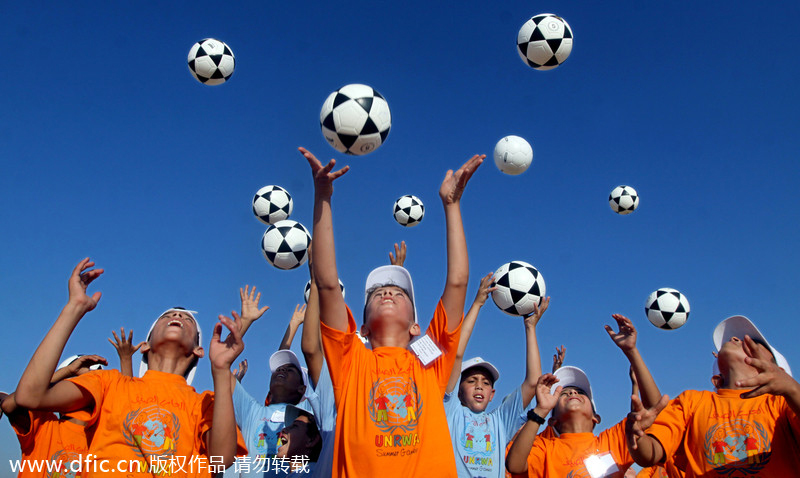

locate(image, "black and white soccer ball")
[[494, 135, 534, 175], [261, 220, 311, 270], [491, 261, 546, 317], [304, 279, 345, 303], [187, 38, 235, 85], [609, 185, 639, 215], [319, 84, 391, 155], [253, 185, 293, 225], [393, 195, 424, 227], [645, 288, 690, 330], [517, 14, 573, 71]]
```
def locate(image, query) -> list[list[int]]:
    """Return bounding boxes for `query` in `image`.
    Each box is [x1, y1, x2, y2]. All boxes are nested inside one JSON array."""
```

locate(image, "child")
[[625, 315, 800, 477], [301, 146, 484, 477], [109, 327, 143, 377], [2, 354, 105, 478], [276, 405, 323, 476], [14, 258, 244, 477], [444, 272, 549, 477], [506, 314, 663, 477]]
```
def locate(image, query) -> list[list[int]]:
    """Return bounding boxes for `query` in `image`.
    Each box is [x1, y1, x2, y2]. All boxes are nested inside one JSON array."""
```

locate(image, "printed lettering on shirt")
[[369, 377, 422, 454], [459, 412, 495, 471], [703, 419, 771, 472], [123, 405, 181, 459]]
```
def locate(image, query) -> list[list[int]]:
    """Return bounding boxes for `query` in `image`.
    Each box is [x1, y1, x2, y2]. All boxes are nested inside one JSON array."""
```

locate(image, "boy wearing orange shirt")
[[14, 258, 244, 477], [300, 146, 484, 477], [626, 315, 800, 477]]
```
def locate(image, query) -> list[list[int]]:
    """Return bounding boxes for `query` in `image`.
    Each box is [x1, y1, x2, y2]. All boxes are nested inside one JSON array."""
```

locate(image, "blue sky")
[[2, 0, 800, 467]]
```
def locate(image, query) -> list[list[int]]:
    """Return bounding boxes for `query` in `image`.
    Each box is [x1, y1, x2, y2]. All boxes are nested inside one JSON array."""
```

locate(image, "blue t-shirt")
[[308, 361, 336, 478], [444, 387, 525, 478], [225, 382, 316, 478]]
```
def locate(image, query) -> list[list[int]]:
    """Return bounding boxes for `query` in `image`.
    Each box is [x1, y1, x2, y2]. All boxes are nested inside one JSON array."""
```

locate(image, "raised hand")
[[299, 147, 350, 198], [240, 285, 269, 325], [108, 328, 145, 359], [68, 258, 104, 312], [210, 313, 244, 371], [534, 373, 561, 414], [290, 304, 307, 327], [605, 314, 637, 353], [439, 154, 485, 205], [66, 354, 108, 377], [524, 296, 550, 327], [625, 393, 669, 450], [232, 359, 248, 382], [738, 335, 799, 399], [389, 241, 407, 266], [552, 345, 566, 373]]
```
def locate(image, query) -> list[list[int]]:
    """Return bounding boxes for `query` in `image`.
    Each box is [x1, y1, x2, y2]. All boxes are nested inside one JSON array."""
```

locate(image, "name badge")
[[269, 409, 285, 423], [584, 452, 619, 478], [410, 334, 442, 366]]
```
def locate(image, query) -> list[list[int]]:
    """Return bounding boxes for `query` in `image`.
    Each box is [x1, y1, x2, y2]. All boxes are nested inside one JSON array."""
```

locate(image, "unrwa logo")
[[703, 419, 770, 473], [368, 376, 422, 434], [123, 405, 181, 458], [47, 449, 82, 478]]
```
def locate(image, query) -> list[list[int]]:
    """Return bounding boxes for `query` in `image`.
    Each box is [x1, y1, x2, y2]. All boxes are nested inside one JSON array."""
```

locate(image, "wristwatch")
[[527, 409, 545, 425]]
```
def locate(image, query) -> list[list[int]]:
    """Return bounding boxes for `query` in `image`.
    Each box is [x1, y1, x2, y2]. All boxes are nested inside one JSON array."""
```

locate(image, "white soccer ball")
[[609, 185, 639, 215], [261, 220, 311, 270], [491, 261, 546, 317], [187, 38, 235, 85], [645, 288, 690, 330], [253, 185, 293, 225], [319, 84, 392, 155], [393, 195, 424, 227], [517, 14, 573, 71], [494, 136, 534, 175], [304, 279, 345, 303]]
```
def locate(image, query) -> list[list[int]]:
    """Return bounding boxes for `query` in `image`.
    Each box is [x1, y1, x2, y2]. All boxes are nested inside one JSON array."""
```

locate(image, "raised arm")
[[520, 297, 549, 406], [301, 250, 324, 387], [506, 373, 560, 474], [300, 146, 350, 331], [446, 272, 495, 393], [439, 154, 485, 330], [625, 394, 670, 467], [605, 314, 662, 408], [208, 312, 245, 467], [738, 335, 800, 417], [279, 304, 307, 350], [237, 285, 269, 338], [15, 259, 102, 411], [552, 345, 566, 373], [389, 241, 407, 266], [108, 328, 143, 377]]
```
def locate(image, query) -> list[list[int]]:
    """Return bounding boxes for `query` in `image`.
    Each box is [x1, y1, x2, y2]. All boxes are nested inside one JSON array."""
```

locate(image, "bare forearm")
[[210, 367, 237, 466], [629, 433, 665, 467], [301, 284, 324, 386], [120, 358, 134, 377], [626, 348, 661, 409], [446, 301, 482, 393], [441, 204, 469, 330], [521, 322, 542, 406], [506, 414, 544, 474], [279, 322, 300, 351]]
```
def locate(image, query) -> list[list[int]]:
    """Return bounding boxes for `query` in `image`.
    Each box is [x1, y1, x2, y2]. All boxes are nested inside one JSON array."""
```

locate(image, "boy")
[[14, 258, 244, 477], [301, 146, 484, 477], [626, 315, 800, 476], [276, 405, 323, 476], [444, 271, 549, 477], [506, 314, 663, 477]]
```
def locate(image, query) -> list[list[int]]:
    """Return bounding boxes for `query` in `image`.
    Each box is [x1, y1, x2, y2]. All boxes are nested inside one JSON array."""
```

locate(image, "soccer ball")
[[187, 38, 235, 85], [319, 84, 391, 155], [645, 288, 690, 330], [517, 14, 573, 71], [393, 195, 424, 227], [494, 136, 534, 175], [491, 261, 546, 317], [304, 279, 345, 303], [253, 185, 293, 225], [261, 220, 311, 270], [609, 185, 639, 215]]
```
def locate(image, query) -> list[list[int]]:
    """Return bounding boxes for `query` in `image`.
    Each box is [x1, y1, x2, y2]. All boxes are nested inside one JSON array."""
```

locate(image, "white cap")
[[138, 308, 202, 385], [461, 357, 500, 383], [553, 365, 597, 413], [364, 265, 417, 322], [284, 403, 317, 429], [713, 315, 792, 377], [269, 350, 310, 390], [57, 355, 104, 372]]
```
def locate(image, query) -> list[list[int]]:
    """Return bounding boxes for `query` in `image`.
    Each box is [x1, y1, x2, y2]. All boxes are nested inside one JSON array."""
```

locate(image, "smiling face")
[[149, 310, 200, 349], [551, 386, 599, 431], [268, 363, 306, 405], [458, 368, 496, 413], [361, 285, 418, 342], [276, 414, 321, 462]]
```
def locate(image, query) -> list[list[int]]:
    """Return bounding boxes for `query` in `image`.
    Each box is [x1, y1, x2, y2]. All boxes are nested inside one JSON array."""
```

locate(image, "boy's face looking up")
[[268, 364, 306, 405], [361, 285, 419, 341], [149, 310, 201, 350], [458, 368, 496, 413], [551, 386, 599, 430], [277, 414, 321, 461]]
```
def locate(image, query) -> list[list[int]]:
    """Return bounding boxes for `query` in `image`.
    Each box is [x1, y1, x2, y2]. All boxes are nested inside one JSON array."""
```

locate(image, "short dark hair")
[[460, 366, 496, 388]]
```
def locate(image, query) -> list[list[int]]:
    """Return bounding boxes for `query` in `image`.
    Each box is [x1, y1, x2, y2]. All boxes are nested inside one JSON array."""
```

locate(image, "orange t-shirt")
[[512, 420, 633, 478], [67, 368, 244, 477], [637, 463, 685, 478], [320, 299, 461, 477], [646, 388, 800, 477], [12, 409, 90, 478]]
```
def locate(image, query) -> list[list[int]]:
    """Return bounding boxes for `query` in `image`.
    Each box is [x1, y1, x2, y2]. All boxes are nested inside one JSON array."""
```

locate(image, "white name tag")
[[269, 409, 285, 423], [584, 452, 619, 478], [409, 334, 442, 366]]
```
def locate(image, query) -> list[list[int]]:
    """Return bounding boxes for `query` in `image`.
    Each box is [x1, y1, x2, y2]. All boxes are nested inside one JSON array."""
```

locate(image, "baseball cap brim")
[[461, 357, 500, 383], [138, 308, 202, 385], [713, 315, 792, 377], [270, 350, 309, 390], [364, 265, 417, 323], [553, 365, 598, 412]]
